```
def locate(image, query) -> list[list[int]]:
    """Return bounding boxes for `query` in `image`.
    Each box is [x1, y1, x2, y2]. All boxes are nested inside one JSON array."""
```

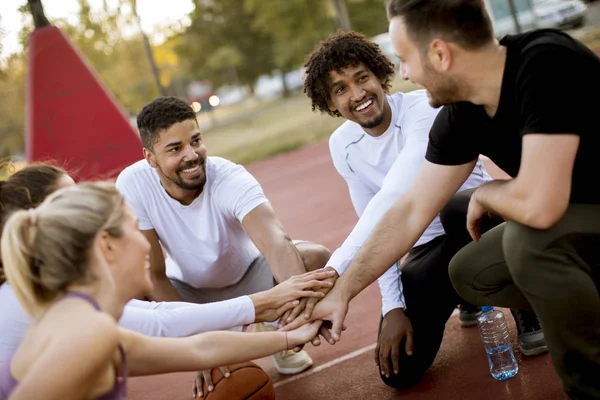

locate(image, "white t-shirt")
[[328, 90, 491, 316], [116, 157, 268, 289], [0, 283, 255, 365]]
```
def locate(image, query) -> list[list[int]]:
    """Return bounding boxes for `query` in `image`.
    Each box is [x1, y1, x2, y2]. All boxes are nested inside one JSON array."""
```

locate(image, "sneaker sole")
[[271, 360, 313, 375], [459, 319, 479, 327], [520, 345, 548, 357]]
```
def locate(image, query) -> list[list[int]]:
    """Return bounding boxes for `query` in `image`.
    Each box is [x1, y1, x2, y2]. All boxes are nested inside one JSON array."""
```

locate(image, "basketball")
[[199, 361, 276, 400]]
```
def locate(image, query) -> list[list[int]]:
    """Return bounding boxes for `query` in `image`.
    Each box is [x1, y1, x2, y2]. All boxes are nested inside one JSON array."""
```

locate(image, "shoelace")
[[511, 309, 542, 334]]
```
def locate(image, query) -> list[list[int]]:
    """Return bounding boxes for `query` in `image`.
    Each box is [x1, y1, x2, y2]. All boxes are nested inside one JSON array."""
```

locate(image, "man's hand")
[[250, 268, 336, 323], [282, 285, 349, 344], [375, 308, 413, 378], [254, 301, 301, 323], [280, 267, 339, 327], [193, 367, 230, 398], [466, 190, 489, 242]]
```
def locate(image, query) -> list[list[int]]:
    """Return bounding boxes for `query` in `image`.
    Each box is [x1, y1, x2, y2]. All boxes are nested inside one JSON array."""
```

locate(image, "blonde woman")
[[0, 182, 324, 400]]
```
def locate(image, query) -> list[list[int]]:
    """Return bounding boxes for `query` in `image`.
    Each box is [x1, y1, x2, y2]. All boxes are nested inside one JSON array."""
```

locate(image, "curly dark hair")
[[303, 30, 395, 117], [137, 96, 198, 150]]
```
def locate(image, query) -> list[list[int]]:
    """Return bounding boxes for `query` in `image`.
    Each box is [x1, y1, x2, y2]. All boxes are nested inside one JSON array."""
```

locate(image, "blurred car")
[[533, 0, 587, 29]]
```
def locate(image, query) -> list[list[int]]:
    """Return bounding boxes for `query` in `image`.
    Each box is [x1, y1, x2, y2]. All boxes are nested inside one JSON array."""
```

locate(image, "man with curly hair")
[[115, 96, 332, 376], [294, 30, 546, 388]]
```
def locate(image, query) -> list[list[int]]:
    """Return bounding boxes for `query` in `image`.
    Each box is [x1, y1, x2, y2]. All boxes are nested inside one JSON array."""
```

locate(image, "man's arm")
[[283, 160, 476, 336], [242, 203, 306, 282], [469, 134, 578, 232], [141, 229, 182, 302], [377, 264, 405, 315], [337, 160, 476, 303]]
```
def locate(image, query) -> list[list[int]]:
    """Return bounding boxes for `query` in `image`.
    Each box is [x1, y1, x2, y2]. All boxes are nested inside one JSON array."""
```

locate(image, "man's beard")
[[423, 61, 461, 108], [162, 159, 206, 191], [358, 110, 385, 129]]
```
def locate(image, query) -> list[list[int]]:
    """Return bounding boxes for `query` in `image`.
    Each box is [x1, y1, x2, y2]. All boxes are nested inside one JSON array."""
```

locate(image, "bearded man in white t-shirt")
[[115, 96, 331, 375], [284, 31, 547, 389]]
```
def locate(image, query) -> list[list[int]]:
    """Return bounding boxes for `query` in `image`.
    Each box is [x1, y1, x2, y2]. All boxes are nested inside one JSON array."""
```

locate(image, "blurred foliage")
[[347, 0, 390, 37], [177, 0, 276, 91], [0, 0, 392, 158], [244, 0, 337, 76]]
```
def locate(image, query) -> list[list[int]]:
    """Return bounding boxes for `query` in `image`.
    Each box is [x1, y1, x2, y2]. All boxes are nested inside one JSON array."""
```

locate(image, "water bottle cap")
[[481, 306, 494, 312]]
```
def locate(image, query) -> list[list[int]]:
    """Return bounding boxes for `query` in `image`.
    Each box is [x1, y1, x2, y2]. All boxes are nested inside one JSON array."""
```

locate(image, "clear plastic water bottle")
[[477, 306, 519, 380]]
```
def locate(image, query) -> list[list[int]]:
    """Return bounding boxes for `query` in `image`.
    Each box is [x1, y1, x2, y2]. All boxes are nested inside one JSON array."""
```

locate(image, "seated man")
[[115, 96, 331, 374], [298, 31, 545, 388]]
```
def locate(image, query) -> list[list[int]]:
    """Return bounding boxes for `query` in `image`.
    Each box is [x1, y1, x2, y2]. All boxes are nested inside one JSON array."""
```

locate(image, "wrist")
[[333, 277, 352, 304], [249, 293, 269, 319], [384, 307, 406, 319], [383, 306, 406, 319], [286, 330, 302, 348]]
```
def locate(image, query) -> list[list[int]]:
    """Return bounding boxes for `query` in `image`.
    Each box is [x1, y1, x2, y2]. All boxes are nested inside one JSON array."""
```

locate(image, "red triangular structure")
[[26, 26, 142, 180]]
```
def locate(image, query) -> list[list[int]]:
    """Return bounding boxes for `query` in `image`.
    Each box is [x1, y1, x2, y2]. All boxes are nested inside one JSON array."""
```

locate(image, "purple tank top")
[[0, 292, 128, 400]]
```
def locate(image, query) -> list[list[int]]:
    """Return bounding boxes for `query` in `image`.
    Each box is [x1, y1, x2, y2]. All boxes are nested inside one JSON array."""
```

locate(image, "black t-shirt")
[[426, 29, 600, 204]]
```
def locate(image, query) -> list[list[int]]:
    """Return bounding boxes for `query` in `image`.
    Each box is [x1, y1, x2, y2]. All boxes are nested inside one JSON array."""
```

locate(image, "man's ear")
[[143, 148, 157, 168], [428, 39, 453, 72], [327, 101, 337, 113]]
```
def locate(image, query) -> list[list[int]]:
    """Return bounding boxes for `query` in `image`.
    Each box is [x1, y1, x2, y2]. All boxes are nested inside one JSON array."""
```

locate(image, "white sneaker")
[[253, 322, 313, 375], [270, 349, 313, 375]]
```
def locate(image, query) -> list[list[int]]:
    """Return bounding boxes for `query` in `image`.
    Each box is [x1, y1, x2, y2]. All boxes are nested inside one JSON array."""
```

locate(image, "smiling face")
[[143, 119, 208, 201], [108, 205, 153, 298], [327, 63, 391, 135], [389, 16, 461, 108]]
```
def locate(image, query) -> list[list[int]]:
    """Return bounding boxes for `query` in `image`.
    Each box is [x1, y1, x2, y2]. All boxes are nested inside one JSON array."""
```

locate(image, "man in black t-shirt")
[[292, 1, 600, 398]]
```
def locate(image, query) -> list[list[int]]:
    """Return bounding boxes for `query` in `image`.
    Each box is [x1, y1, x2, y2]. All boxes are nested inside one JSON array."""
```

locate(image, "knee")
[[301, 243, 331, 271], [439, 189, 474, 240], [502, 222, 542, 288], [448, 246, 479, 304]]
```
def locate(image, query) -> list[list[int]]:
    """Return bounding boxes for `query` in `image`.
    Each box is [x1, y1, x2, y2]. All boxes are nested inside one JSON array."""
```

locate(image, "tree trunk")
[[28, 0, 51, 29], [130, 0, 167, 96], [330, 0, 351, 32]]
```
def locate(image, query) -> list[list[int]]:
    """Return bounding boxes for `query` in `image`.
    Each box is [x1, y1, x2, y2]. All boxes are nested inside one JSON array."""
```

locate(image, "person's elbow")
[[522, 195, 569, 230]]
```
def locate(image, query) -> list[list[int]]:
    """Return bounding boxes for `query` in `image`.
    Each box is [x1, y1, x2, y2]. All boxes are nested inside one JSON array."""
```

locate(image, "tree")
[[177, 0, 275, 92], [347, 0, 390, 37], [129, 0, 167, 95], [245, 0, 337, 96]]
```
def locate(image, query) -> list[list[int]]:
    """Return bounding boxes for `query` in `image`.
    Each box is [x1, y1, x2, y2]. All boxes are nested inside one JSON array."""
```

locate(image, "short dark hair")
[[304, 30, 396, 117], [136, 96, 197, 150], [387, 0, 494, 51]]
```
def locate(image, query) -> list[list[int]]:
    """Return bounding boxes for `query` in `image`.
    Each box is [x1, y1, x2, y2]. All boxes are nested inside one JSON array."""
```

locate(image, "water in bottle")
[[477, 306, 519, 380]]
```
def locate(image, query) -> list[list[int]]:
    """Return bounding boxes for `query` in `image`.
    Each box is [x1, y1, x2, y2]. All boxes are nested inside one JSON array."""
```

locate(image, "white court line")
[[274, 309, 461, 388], [273, 343, 377, 388]]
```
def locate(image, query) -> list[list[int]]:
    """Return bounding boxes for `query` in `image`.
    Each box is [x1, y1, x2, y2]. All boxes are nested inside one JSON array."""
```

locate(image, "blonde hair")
[[1, 182, 126, 316]]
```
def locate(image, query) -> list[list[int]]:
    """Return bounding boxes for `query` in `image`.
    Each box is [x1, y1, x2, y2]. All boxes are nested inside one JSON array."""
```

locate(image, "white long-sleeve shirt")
[[0, 283, 255, 365], [328, 90, 490, 316]]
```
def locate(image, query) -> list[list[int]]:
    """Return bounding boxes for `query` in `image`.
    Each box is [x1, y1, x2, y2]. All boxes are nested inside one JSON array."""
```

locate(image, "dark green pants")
[[448, 190, 600, 400]]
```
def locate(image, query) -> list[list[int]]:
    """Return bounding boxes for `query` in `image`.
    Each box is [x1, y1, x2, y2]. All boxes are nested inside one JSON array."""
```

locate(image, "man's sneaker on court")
[[254, 322, 313, 374], [458, 303, 481, 327], [510, 309, 548, 356]]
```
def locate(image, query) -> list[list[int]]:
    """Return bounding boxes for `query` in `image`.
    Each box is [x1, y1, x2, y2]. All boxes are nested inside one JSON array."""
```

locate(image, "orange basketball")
[[200, 361, 276, 400]]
